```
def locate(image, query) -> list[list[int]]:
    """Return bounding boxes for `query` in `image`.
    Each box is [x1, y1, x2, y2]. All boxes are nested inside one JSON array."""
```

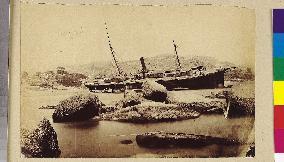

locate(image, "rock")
[[246, 145, 255, 157], [177, 100, 226, 114], [52, 93, 103, 122], [204, 82, 255, 118], [224, 82, 255, 118], [115, 91, 143, 108], [225, 97, 255, 118], [21, 118, 61, 158], [165, 93, 178, 104], [120, 139, 133, 144], [142, 80, 168, 102], [101, 102, 200, 123], [100, 106, 118, 114], [167, 93, 226, 114], [136, 132, 239, 148]]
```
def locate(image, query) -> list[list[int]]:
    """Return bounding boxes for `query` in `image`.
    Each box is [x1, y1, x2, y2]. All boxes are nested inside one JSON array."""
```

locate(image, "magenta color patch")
[[275, 129, 284, 153]]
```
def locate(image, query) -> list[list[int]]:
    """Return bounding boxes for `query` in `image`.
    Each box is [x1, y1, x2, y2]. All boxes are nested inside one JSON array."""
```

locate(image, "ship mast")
[[104, 22, 123, 76], [104, 23, 126, 96], [173, 40, 182, 71]]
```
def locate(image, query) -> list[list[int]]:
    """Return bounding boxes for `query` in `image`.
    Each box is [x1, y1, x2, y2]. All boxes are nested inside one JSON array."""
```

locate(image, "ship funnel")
[[140, 57, 147, 79]]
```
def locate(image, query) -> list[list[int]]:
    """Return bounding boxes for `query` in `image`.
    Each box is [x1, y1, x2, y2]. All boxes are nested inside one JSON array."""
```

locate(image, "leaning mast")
[[104, 22, 123, 76], [173, 40, 182, 71]]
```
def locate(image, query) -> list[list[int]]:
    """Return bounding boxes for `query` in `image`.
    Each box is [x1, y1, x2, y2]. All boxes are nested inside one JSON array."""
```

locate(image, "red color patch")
[[275, 105, 284, 129]]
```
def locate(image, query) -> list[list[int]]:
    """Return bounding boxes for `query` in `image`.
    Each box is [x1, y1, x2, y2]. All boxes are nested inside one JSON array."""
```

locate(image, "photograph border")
[[9, 0, 281, 161]]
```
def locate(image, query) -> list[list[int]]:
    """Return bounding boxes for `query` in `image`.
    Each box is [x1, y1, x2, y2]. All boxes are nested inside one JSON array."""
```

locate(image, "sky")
[[21, 4, 255, 73]]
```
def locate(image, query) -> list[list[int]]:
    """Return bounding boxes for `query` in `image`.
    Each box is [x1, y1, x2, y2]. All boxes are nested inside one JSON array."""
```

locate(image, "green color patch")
[[274, 58, 284, 80]]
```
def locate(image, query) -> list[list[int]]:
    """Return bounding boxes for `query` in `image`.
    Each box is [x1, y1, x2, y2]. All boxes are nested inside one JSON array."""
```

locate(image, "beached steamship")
[[85, 23, 227, 92]]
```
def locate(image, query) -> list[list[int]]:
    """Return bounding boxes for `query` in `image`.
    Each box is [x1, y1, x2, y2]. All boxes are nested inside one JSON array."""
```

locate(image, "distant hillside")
[[68, 55, 220, 77], [67, 54, 254, 81], [21, 67, 87, 89], [22, 55, 254, 89]]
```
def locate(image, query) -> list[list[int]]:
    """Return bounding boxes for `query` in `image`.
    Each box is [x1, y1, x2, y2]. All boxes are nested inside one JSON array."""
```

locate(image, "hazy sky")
[[21, 4, 255, 72]]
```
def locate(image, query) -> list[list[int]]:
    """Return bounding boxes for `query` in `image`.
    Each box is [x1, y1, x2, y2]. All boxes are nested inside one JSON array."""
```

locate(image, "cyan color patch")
[[274, 33, 284, 58]]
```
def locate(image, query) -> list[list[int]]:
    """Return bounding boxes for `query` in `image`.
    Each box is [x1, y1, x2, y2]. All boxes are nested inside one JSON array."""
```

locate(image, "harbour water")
[[21, 87, 254, 158]]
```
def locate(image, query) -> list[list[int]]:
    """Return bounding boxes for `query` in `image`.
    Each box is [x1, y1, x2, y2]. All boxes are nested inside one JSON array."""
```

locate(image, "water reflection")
[[58, 118, 100, 129]]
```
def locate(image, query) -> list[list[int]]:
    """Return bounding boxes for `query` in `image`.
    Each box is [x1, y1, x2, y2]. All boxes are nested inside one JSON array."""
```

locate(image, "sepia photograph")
[[19, 3, 255, 158]]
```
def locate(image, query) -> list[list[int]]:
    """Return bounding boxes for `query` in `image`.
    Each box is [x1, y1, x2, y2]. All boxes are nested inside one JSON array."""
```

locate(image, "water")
[[21, 88, 255, 158]]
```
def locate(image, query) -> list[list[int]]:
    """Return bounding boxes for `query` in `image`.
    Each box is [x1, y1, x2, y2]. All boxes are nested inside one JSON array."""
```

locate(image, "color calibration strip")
[[273, 9, 284, 154]]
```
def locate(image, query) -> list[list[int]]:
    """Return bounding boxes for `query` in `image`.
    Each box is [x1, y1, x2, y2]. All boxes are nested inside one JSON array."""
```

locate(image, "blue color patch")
[[274, 33, 284, 58]]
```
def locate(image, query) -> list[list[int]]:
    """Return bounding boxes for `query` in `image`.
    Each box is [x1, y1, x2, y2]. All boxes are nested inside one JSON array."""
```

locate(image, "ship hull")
[[156, 70, 225, 90], [85, 71, 225, 92]]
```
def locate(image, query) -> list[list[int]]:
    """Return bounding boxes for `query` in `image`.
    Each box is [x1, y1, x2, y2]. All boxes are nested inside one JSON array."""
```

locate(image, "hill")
[[22, 55, 255, 89], [67, 54, 254, 81]]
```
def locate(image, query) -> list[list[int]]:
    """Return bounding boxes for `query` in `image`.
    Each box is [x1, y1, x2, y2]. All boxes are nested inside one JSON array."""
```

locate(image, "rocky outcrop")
[[100, 106, 118, 114], [177, 100, 225, 114], [142, 80, 168, 102], [115, 91, 143, 108], [52, 93, 103, 122], [136, 132, 239, 148], [21, 118, 61, 158], [224, 82, 255, 118], [225, 97, 255, 118], [101, 102, 200, 123], [205, 82, 255, 118], [166, 93, 226, 114]]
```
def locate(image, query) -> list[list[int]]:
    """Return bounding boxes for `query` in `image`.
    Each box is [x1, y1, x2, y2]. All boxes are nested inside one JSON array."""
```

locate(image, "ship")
[[85, 23, 228, 92]]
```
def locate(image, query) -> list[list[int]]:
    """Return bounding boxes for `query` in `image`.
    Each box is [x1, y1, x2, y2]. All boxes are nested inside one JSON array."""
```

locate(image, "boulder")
[[190, 81, 255, 118], [224, 82, 255, 118], [52, 93, 103, 122], [21, 118, 61, 158], [102, 102, 200, 123], [225, 97, 255, 118], [115, 91, 143, 108], [142, 80, 168, 102], [136, 131, 239, 148], [120, 140, 133, 144]]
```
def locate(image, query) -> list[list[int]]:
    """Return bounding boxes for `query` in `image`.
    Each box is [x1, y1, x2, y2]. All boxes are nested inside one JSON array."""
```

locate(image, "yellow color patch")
[[274, 81, 284, 105]]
